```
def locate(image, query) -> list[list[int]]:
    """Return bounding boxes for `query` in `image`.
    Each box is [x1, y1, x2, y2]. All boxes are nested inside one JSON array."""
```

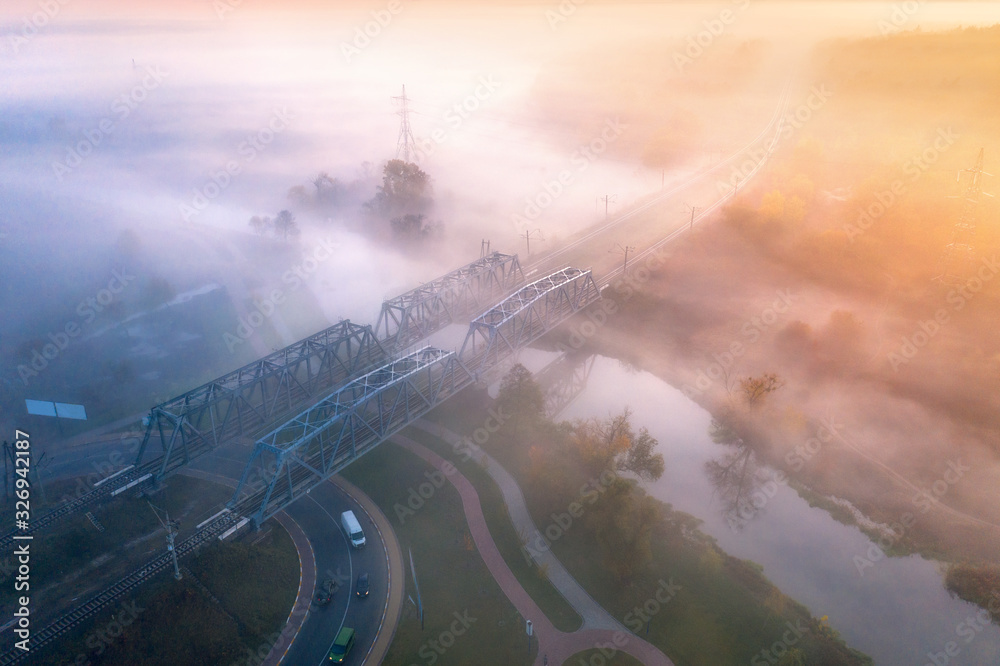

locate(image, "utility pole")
[[480, 239, 491, 258], [392, 84, 417, 163], [409, 547, 423, 630], [599, 194, 617, 220], [610, 243, 635, 273], [685, 204, 701, 232], [522, 229, 543, 256], [149, 501, 182, 581], [32, 452, 49, 506]]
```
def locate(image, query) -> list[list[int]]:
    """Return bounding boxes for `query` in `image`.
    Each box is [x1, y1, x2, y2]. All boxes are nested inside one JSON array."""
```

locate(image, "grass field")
[[423, 389, 872, 666], [403, 426, 584, 633], [0, 474, 233, 615], [35, 516, 298, 665], [341, 440, 540, 665]]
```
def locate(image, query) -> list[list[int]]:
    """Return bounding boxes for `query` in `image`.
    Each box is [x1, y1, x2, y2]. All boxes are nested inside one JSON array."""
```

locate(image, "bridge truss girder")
[[135, 320, 386, 480], [230, 347, 474, 526], [460, 267, 601, 377], [375, 251, 524, 350], [537, 353, 597, 419]]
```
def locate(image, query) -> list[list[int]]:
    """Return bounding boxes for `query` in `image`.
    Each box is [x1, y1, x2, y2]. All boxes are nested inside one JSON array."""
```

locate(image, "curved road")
[[182, 440, 403, 666]]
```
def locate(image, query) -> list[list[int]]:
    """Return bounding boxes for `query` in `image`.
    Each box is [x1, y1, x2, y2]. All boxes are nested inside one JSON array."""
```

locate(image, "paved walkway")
[[392, 434, 673, 666], [413, 419, 622, 633]]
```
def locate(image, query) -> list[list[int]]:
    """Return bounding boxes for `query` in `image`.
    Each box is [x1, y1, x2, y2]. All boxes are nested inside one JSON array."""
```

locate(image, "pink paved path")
[[393, 435, 673, 666]]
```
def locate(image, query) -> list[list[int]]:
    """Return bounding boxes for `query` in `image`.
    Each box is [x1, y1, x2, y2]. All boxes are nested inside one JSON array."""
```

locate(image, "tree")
[[366, 159, 432, 219], [313, 172, 343, 205], [144, 276, 176, 307], [587, 477, 661, 583], [777, 649, 806, 666], [249, 215, 271, 236], [273, 209, 298, 240], [497, 364, 545, 436], [390, 213, 432, 240], [739, 373, 783, 409], [619, 427, 665, 482], [571, 408, 665, 482]]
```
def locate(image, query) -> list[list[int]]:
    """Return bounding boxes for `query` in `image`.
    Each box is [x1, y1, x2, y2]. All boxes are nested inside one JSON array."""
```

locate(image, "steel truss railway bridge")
[[0, 254, 601, 664]]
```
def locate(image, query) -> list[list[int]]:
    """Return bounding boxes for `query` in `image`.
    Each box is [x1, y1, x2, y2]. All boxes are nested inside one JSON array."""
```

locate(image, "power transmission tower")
[[935, 148, 992, 285], [392, 84, 417, 163]]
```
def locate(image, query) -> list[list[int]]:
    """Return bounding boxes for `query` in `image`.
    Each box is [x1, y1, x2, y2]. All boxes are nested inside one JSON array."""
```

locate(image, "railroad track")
[[0, 512, 241, 665]]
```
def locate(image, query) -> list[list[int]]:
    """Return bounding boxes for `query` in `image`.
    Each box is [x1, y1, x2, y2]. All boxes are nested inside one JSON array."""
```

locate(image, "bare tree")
[[273, 209, 298, 241], [249, 215, 271, 236]]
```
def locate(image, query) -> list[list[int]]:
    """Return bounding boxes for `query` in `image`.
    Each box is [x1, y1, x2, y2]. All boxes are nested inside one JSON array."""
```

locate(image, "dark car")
[[356, 572, 369, 598], [315, 578, 337, 606]]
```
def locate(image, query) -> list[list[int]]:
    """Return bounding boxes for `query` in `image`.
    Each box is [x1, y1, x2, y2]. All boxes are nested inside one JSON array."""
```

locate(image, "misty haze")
[[1, 1, 1000, 665]]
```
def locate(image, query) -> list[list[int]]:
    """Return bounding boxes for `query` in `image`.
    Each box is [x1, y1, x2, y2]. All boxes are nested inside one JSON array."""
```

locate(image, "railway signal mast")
[[149, 501, 182, 581]]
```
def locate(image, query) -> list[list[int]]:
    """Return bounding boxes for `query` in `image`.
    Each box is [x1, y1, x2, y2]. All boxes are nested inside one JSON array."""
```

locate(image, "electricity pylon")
[[393, 85, 417, 163], [935, 148, 992, 285]]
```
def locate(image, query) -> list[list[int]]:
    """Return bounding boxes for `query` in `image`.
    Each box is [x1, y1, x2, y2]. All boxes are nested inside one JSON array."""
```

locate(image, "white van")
[[341, 510, 365, 548]]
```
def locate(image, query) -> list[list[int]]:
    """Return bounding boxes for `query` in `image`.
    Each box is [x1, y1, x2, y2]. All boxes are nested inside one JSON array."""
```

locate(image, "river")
[[526, 352, 1000, 666]]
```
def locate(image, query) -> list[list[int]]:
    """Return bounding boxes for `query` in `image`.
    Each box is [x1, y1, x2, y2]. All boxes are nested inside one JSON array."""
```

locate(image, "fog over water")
[[2, 3, 1000, 662]]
